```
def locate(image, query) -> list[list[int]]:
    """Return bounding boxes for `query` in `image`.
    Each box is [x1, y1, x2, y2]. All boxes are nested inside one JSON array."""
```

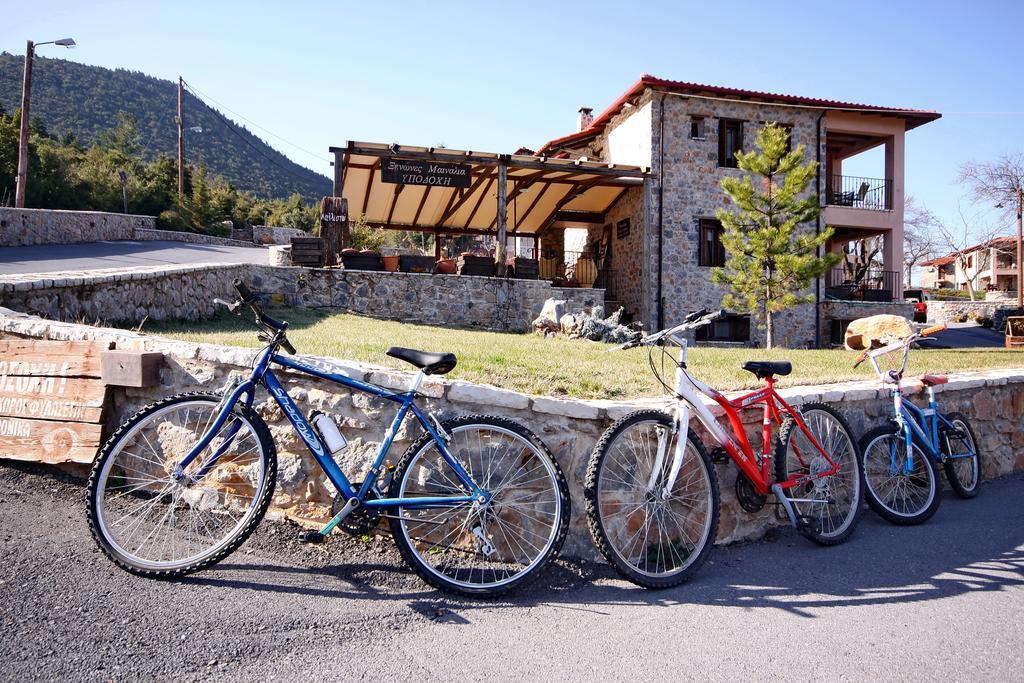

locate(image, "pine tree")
[[711, 123, 839, 348]]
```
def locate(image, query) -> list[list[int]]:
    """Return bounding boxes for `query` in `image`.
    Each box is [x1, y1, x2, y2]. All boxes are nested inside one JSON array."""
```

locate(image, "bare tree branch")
[[904, 195, 940, 287]]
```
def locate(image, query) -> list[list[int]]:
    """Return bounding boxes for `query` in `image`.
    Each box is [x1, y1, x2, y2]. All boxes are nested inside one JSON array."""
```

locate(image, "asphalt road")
[[921, 322, 1006, 349], [2, 462, 1021, 681], [0, 240, 268, 275]]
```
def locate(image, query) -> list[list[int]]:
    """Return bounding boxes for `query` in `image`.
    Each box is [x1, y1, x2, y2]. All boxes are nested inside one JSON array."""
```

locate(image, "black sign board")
[[616, 218, 631, 239], [381, 158, 472, 189], [320, 196, 348, 225]]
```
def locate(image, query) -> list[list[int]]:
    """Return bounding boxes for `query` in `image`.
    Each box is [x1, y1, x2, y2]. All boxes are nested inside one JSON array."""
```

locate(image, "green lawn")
[[131, 307, 1024, 400]]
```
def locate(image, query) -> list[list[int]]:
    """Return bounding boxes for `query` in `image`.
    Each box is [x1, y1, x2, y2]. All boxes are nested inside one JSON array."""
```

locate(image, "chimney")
[[576, 107, 594, 132]]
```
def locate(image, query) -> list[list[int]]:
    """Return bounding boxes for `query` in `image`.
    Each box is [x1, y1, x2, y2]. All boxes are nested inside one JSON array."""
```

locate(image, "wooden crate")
[[291, 237, 324, 267], [399, 255, 436, 273], [511, 257, 539, 280], [457, 254, 495, 277], [341, 251, 383, 271]]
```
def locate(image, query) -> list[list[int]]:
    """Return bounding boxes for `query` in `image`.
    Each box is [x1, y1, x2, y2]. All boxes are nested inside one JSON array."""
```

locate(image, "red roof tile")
[[537, 74, 942, 154]]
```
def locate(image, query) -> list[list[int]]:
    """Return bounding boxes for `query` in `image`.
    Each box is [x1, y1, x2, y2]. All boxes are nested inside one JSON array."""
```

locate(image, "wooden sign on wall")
[[0, 340, 109, 464]]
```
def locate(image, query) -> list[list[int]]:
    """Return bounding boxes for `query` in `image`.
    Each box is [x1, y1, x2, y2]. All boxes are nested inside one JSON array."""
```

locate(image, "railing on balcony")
[[825, 175, 892, 211], [825, 267, 900, 302], [539, 250, 617, 300]]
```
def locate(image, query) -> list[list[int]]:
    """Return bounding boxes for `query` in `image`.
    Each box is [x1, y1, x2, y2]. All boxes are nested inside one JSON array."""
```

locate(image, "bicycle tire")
[[584, 409, 719, 589], [775, 403, 862, 545], [387, 414, 570, 597], [859, 423, 941, 525], [941, 411, 982, 499], [87, 392, 277, 579]]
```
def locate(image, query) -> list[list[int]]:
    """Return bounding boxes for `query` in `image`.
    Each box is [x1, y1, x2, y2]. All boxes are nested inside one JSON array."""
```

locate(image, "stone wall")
[[602, 186, 646, 323], [132, 228, 256, 248], [0, 207, 156, 247], [2, 308, 1022, 560], [252, 225, 308, 245], [927, 300, 1018, 326], [0, 263, 603, 332], [819, 300, 916, 346]]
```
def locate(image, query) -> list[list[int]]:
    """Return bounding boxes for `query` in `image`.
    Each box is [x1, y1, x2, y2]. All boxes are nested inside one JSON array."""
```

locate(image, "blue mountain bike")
[[86, 280, 570, 597], [853, 323, 981, 525]]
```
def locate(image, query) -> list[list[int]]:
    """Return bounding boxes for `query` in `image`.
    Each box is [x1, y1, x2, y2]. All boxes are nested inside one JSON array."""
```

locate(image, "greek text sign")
[[381, 158, 472, 188], [0, 340, 108, 463]]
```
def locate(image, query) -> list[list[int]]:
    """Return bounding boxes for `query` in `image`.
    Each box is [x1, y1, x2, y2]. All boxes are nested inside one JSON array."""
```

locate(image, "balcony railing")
[[539, 250, 617, 300], [825, 267, 900, 302], [825, 175, 892, 211]]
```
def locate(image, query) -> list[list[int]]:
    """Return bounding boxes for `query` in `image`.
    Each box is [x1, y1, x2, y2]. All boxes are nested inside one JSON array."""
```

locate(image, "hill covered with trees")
[[0, 53, 330, 201]]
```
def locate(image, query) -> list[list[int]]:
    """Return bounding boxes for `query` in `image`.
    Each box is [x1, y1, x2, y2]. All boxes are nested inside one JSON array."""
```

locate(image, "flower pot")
[[382, 255, 400, 272], [436, 258, 457, 274]]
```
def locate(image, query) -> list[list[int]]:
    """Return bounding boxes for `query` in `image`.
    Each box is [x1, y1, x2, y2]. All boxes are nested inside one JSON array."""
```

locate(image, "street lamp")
[[14, 37, 76, 208]]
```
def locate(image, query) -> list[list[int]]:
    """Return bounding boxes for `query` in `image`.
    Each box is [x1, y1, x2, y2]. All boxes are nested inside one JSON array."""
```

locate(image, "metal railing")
[[539, 250, 617, 299], [825, 175, 892, 211], [825, 267, 900, 302]]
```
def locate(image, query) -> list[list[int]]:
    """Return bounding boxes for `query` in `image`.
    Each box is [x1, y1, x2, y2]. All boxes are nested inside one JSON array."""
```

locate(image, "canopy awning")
[[331, 141, 648, 236]]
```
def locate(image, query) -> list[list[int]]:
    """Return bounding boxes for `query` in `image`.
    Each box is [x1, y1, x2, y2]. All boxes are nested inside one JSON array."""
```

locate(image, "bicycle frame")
[[888, 378, 974, 473], [663, 338, 840, 497], [171, 343, 485, 535]]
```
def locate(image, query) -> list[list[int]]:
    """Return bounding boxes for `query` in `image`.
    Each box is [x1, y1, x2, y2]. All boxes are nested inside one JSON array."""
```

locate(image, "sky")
[[2, 0, 1022, 238]]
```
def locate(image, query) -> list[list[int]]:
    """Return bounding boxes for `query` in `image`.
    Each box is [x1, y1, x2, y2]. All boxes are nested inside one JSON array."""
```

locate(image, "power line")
[[181, 79, 323, 187], [181, 80, 328, 164]]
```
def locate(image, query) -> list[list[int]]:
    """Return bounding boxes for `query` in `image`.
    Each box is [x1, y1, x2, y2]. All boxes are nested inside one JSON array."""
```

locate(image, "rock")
[[844, 314, 914, 350]]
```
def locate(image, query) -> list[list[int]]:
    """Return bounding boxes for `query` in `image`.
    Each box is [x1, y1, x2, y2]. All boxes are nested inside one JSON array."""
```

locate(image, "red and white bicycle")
[[584, 310, 863, 588]]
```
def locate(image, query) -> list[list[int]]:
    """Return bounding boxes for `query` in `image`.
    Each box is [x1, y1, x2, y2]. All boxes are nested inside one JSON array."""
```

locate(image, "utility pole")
[[177, 77, 185, 200], [14, 40, 35, 208], [13, 38, 73, 208], [1017, 185, 1023, 310]]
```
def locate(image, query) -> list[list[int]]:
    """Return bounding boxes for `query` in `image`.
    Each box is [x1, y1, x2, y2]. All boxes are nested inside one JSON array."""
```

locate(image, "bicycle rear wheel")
[[775, 403, 862, 545], [584, 410, 719, 589], [859, 424, 940, 524], [87, 393, 276, 578], [941, 412, 982, 498], [387, 415, 569, 597]]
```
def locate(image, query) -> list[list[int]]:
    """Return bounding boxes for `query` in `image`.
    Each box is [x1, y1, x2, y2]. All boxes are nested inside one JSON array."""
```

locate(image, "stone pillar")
[[885, 129, 906, 299]]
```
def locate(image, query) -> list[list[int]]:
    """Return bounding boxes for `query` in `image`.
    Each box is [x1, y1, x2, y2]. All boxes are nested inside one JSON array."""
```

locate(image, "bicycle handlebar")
[[921, 322, 947, 337], [612, 309, 725, 351], [227, 279, 296, 355]]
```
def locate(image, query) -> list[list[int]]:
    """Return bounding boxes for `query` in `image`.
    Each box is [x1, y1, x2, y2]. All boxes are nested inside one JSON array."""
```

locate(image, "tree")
[[712, 123, 840, 348], [936, 205, 1011, 301], [959, 155, 1024, 301], [904, 195, 940, 287]]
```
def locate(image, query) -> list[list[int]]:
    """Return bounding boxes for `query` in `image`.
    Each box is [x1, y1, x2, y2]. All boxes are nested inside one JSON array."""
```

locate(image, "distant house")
[[920, 237, 1018, 293]]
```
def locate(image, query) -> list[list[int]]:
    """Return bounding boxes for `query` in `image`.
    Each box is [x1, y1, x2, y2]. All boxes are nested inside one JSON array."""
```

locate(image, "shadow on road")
[[192, 474, 1024, 621]]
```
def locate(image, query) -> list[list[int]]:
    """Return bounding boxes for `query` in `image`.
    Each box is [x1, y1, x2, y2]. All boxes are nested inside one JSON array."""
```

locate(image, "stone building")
[[329, 74, 939, 347], [534, 75, 940, 347]]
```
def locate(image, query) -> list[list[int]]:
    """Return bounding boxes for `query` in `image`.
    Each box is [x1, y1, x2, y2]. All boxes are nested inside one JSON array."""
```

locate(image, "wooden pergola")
[[330, 141, 648, 271]]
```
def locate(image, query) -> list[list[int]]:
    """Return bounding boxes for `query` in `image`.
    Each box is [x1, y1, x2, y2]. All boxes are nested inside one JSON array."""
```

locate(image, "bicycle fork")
[[648, 403, 691, 499]]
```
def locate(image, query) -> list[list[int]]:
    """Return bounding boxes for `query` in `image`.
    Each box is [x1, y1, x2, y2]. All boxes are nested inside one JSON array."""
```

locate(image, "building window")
[[718, 119, 743, 167], [696, 313, 750, 343], [698, 219, 726, 267], [689, 116, 706, 140]]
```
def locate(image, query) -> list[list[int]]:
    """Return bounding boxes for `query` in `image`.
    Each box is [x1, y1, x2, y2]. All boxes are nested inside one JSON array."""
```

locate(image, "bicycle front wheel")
[[387, 415, 570, 597], [775, 403, 862, 545], [941, 412, 982, 499], [87, 393, 277, 578], [860, 424, 941, 525], [584, 410, 719, 589]]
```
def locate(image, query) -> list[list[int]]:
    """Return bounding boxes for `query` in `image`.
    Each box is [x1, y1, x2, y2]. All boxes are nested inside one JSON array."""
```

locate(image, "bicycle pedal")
[[298, 530, 326, 544], [710, 447, 730, 464]]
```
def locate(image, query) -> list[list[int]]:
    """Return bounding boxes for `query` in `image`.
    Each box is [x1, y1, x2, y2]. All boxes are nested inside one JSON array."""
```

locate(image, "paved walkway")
[[1, 462, 1020, 681], [0, 240, 268, 275]]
